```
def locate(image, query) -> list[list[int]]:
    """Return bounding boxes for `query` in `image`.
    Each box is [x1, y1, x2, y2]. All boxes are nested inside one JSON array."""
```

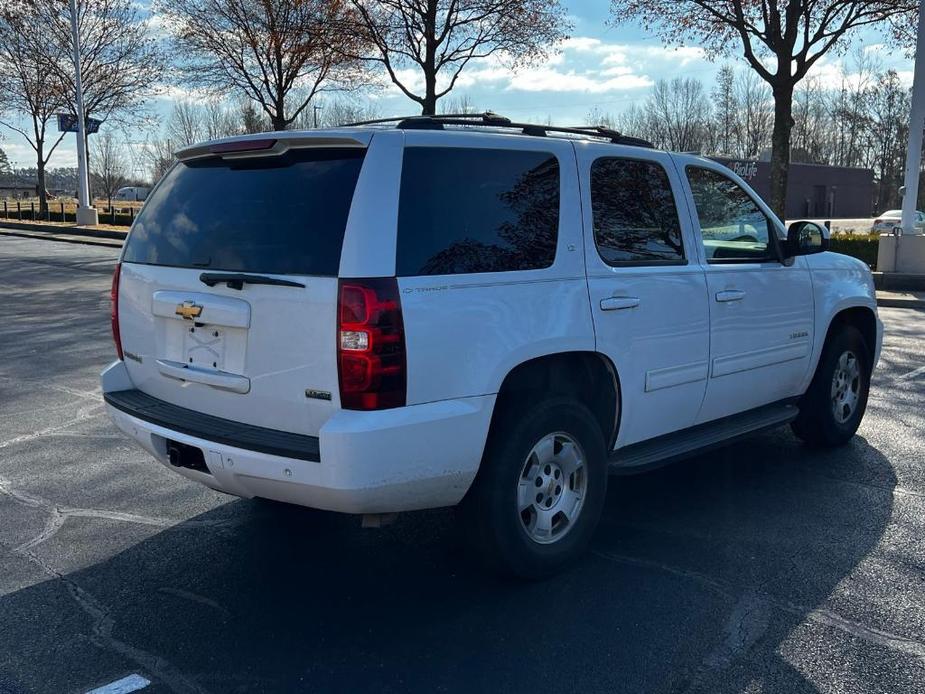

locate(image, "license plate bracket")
[[183, 326, 225, 370]]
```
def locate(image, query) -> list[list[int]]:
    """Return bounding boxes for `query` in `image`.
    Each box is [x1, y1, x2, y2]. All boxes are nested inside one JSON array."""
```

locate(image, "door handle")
[[600, 296, 640, 311], [715, 290, 746, 303]]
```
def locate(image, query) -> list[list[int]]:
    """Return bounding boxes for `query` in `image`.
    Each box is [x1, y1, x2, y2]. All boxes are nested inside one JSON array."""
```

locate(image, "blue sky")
[[0, 3, 915, 173]]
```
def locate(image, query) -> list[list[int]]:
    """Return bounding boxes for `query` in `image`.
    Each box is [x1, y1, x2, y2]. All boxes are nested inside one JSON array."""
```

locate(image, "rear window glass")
[[396, 147, 560, 276], [122, 148, 365, 276]]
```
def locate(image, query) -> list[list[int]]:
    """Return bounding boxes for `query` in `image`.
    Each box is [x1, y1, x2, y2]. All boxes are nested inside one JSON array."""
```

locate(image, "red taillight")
[[874, 219, 883, 225], [110, 262, 123, 360], [337, 278, 406, 410]]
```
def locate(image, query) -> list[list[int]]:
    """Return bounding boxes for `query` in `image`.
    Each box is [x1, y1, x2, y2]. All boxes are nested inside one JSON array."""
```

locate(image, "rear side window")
[[122, 148, 365, 276], [590, 157, 684, 265], [396, 147, 560, 276]]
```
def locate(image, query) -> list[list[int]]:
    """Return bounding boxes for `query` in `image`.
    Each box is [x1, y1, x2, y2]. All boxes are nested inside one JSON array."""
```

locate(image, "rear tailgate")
[[116, 134, 370, 438]]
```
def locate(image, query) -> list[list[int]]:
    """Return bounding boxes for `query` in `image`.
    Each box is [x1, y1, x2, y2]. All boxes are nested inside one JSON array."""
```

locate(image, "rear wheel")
[[791, 325, 870, 447], [461, 397, 607, 578]]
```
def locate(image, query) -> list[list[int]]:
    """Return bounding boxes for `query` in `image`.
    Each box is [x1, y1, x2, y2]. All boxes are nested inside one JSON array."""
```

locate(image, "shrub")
[[829, 233, 879, 269]]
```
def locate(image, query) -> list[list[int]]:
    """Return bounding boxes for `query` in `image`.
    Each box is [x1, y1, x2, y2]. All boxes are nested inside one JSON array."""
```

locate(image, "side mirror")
[[786, 221, 829, 257]]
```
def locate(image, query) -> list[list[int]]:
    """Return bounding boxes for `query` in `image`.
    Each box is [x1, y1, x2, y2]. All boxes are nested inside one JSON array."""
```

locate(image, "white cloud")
[[47, 146, 78, 168], [499, 36, 705, 95], [508, 68, 652, 93], [153, 84, 214, 103], [1, 142, 37, 168], [564, 37, 606, 52], [642, 45, 707, 66], [364, 35, 705, 100]]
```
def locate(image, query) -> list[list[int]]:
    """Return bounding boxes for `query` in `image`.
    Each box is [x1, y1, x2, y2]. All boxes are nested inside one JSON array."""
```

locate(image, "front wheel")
[[791, 325, 871, 447], [461, 397, 608, 579]]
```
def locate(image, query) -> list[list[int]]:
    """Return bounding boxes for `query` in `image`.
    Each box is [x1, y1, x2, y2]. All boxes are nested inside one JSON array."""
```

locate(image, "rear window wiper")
[[199, 272, 305, 290]]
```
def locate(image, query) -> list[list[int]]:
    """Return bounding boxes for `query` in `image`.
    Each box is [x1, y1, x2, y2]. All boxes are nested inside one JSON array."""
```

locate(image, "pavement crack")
[[14, 508, 66, 553], [6, 538, 209, 694], [158, 587, 231, 618], [592, 549, 733, 598], [784, 603, 925, 660], [673, 589, 772, 694], [0, 476, 237, 553], [592, 549, 925, 666], [0, 403, 104, 450]]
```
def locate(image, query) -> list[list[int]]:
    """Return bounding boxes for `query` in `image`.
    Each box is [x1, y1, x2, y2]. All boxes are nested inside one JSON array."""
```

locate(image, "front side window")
[[396, 147, 560, 276], [591, 157, 684, 265], [686, 167, 777, 262]]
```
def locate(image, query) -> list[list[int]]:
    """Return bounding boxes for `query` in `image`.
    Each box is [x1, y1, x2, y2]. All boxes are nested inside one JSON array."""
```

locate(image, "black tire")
[[791, 325, 870, 447], [460, 397, 607, 579]]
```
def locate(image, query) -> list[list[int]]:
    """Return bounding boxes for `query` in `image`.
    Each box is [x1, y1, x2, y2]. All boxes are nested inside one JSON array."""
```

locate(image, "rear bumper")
[[101, 361, 494, 514]]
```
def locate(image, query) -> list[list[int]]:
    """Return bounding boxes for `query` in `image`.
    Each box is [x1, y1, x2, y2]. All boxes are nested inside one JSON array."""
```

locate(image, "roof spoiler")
[[175, 134, 367, 162]]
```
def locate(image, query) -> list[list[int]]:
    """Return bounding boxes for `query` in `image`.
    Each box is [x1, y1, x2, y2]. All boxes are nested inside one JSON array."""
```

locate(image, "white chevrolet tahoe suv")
[[102, 114, 883, 577]]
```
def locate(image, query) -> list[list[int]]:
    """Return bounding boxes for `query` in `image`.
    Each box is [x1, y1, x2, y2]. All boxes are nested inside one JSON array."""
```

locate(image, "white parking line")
[[85, 674, 151, 694]]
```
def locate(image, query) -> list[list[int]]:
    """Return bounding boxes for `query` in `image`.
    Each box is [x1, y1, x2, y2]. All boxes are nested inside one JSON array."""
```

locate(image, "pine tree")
[[0, 146, 11, 175]]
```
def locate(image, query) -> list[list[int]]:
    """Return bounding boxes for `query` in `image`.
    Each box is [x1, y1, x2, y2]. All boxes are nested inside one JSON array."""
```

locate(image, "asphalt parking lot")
[[1, 235, 924, 694]]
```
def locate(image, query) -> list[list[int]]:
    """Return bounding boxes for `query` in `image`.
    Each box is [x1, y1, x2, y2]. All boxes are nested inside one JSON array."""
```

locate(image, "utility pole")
[[69, 0, 98, 226], [900, 2, 925, 241], [313, 103, 323, 129]]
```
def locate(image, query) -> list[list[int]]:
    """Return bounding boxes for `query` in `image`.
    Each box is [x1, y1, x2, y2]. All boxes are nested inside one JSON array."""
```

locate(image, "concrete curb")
[[876, 296, 925, 310], [872, 272, 925, 292], [0, 220, 127, 240], [0, 228, 123, 249]]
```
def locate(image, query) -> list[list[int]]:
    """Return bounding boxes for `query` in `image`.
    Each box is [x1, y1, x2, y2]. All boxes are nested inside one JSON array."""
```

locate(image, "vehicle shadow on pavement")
[[0, 431, 897, 694]]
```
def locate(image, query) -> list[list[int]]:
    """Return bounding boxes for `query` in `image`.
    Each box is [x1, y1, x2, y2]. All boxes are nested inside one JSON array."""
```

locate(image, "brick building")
[[712, 158, 874, 219]]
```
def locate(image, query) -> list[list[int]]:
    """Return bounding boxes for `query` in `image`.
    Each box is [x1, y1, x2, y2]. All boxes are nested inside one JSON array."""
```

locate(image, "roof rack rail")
[[344, 112, 511, 127], [342, 112, 654, 148]]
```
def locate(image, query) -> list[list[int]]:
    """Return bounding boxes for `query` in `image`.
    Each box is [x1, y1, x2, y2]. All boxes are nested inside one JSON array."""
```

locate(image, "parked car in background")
[[102, 115, 882, 577], [871, 209, 925, 233], [114, 186, 150, 203]]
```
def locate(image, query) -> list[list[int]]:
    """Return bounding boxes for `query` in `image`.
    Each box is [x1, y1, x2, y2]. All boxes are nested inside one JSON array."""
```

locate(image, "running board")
[[609, 402, 799, 473]]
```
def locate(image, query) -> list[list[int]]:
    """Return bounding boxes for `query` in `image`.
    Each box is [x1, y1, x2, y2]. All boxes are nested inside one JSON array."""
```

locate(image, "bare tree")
[[440, 93, 478, 114], [610, 78, 711, 153], [141, 134, 176, 185], [648, 77, 712, 152], [792, 76, 827, 163], [734, 70, 773, 159], [157, 0, 367, 131], [0, 145, 10, 175], [866, 69, 910, 209], [586, 107, 618, 130], [24, 0, 165, 167], [0, 1, 67, 217], [351, 0, 570, 115], [609, 0, 916, 217], [712, 65, 736, 155], [168, 100, 206, 148], [204, 100, 242, 140], [292, 96, 382, 128], [92, 131, 128, 207]]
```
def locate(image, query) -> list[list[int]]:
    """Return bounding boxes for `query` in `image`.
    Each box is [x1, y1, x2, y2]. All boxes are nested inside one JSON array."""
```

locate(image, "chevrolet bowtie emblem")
[[175, 300, 203, 320]]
